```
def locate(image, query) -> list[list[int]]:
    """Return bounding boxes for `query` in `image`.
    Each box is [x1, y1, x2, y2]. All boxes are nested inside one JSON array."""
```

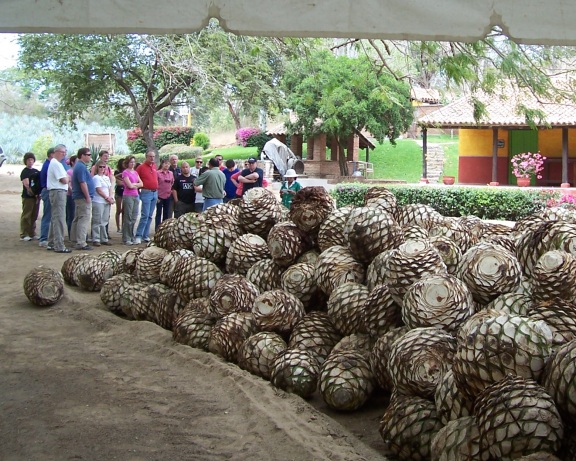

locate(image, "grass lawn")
[[210, 145, 259, 160], [208, 135, 459, 182], [358, 136, 459, 182]]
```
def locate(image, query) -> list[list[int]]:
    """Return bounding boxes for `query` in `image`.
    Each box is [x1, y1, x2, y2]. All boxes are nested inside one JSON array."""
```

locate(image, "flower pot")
[[442, 176, 455, 185], [516, 177, 531, 187]]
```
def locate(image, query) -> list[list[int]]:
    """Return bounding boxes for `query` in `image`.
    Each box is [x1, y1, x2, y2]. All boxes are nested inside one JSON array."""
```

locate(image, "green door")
[[509, 130, 539, 185]]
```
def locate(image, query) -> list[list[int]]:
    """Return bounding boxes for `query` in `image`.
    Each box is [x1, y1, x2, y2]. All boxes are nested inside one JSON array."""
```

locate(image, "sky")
[[0, 34, 19, 70]]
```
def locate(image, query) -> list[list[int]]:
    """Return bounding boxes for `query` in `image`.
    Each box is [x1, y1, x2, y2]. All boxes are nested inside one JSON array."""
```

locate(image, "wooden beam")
[[422, 128, 428, 179], [562, 127, 569, 184], [492, 127, 498, 182]]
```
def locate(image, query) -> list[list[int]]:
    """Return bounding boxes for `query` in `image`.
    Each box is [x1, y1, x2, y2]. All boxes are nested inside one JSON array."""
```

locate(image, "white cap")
[[284, 169, 297, 178]]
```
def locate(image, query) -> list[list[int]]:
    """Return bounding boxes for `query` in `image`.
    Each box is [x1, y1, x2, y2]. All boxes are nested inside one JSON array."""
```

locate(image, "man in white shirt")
[[47, 144, 72, 253], [191, 157, 204, 213]]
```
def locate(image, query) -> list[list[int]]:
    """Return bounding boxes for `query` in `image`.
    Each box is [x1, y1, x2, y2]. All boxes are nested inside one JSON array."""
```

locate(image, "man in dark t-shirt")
[[171, 161, 196, 217], [238, 157, 264, 196]]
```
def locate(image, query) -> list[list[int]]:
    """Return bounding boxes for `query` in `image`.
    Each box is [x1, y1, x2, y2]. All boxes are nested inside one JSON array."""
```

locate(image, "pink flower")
[[511, 151, 545, 179]]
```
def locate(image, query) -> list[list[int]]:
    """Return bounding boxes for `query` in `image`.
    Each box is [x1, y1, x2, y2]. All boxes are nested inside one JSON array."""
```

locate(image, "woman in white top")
[[91, 160, 115, 246]]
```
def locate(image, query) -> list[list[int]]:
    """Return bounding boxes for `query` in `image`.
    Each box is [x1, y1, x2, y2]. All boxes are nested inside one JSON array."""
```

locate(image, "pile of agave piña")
[[24, 186, 576, 461]]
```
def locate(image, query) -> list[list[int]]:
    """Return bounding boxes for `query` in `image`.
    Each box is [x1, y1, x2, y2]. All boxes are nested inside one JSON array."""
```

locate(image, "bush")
[[246, 132, 272, 153], [193, 132, 210, 150], [127, 126, 195, 154], [330, 184, 555, 221], [159, 144, 203, 159], [236, 127, 261, 147], [126, 128, 147, 155]]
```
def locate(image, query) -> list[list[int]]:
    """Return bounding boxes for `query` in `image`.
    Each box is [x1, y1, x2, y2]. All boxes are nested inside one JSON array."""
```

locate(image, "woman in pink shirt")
[[121, 156, 143, 245], [155, 158, 174, 229]]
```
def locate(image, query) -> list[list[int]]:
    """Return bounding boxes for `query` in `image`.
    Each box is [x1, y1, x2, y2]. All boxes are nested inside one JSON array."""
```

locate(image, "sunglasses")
[[196, 161, 202, 164], [98, 165, 106, 169]]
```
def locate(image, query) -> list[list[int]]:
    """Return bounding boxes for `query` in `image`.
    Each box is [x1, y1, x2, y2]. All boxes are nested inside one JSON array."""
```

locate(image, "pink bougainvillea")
[[236, 127, 261, 147]]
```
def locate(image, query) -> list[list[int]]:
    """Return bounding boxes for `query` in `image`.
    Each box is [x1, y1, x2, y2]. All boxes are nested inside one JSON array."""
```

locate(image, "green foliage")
[[193, 132, 210, 150], [188, 20, 316, 130], [211, 145, 256, 160], [330, 184, 370, 208], [154, 127, 195, 148], [17, 34, 200, 152], [31, 134, 54, 159], [330, 184, 554, 221], [159, 144, 203, 160], [283, 51, 414, 145], [126, 134, 148, 155], [246, 132, 272, 152], [127, 127, 195, 154], [89, 143, 103, 165]]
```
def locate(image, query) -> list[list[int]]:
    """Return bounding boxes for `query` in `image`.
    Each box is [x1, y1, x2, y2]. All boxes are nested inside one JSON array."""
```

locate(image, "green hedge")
[[127, 126, 195, 154], [330, 184, 559, 221], [159, 144, 203, 160]]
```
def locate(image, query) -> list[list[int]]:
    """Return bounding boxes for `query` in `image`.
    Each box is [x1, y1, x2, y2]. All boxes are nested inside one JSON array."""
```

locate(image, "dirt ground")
[[0, 164, 390, 461]]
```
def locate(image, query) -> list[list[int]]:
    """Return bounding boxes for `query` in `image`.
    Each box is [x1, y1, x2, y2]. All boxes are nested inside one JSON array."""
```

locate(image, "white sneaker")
[[143, 237, 151, 243], [124, 241, 133, 246], [20, 236, 32, 241], [133, 237, 142, 245], [39, 241, 48, 247]]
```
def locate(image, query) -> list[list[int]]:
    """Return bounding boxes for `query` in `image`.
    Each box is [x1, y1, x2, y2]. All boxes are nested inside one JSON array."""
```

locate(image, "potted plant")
[[510, 151, 546, 187]]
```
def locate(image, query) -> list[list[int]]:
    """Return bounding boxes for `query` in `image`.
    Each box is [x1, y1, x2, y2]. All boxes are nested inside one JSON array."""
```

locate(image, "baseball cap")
[[248, 157, 257, 163]]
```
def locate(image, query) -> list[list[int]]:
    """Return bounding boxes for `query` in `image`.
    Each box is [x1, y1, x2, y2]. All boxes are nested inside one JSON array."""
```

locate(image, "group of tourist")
[[20, 146, 301, 252]]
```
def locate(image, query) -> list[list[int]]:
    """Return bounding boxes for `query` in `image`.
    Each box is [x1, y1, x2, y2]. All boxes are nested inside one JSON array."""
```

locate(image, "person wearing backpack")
[[20, 152, 41, 241]]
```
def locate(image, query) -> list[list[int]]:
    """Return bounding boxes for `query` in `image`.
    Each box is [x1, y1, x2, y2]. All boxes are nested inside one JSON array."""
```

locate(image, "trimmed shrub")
[[193, 132, 210, 150], [154, 126, 195, 148], [330, 183, 556, 221], [236, 127, 261, 147], [159, 144, 203, 160], [126, 128, 148, 155], [246, 132, 273, 153], [127, 126, 195, 154]]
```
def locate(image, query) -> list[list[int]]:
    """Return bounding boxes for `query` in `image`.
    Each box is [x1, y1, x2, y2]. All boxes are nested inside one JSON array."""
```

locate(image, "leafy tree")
[[185, 20, 317, 131], [283, 50, 414, 175], [359, 31, 576, 122], [0, 68, 51, 117], [17, 34, 201, 152]]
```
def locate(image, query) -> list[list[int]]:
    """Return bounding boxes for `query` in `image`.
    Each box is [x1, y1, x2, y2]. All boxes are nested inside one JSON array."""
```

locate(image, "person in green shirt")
[[280, 169, 302, 209], [194, 157, 226, 211]]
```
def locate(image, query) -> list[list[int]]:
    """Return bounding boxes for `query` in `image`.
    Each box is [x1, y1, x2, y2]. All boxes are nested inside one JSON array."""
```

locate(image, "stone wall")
[[426, 144, 446, 184]]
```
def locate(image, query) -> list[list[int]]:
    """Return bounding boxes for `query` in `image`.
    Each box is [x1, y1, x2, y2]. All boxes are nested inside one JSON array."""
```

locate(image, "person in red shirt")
[[134, 151, 158, 244]]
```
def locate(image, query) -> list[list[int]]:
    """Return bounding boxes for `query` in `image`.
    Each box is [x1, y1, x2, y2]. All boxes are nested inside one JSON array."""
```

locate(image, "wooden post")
[[492, 127, 498, 182], [562, 127, 569, 185], [422, 127, 428, 179]]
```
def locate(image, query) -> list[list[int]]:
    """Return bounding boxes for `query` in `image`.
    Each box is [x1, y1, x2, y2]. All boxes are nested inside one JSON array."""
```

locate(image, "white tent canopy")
[[1, 0, 576, 45]]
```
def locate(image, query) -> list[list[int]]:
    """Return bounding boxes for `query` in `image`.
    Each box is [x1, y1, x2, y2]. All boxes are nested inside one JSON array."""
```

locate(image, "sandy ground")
[[0, 164, 389, 461]]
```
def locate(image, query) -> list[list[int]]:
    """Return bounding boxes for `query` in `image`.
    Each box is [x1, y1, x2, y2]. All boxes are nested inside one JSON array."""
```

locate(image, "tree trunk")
[[336, 136, 349, 177], [139, 111, 158, 164], [226, 99, 242, 132]]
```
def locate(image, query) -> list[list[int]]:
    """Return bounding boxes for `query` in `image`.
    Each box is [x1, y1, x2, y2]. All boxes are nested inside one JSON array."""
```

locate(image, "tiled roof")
[[410, 87, 441, 104], [418, 87, 576, 127]]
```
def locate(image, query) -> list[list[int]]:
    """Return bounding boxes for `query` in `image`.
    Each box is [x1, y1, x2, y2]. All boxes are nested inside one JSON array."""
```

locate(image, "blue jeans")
[[155, 196, 172, 228], [136, 190, 157, 240], [66, 194, 75, 238], [203, 198, 223, 211], [39, 188, 52, 243]]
